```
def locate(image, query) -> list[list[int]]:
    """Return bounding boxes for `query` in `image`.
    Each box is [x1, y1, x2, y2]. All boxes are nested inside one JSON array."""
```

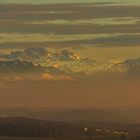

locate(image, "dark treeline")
[[0, 117, 139, 140]]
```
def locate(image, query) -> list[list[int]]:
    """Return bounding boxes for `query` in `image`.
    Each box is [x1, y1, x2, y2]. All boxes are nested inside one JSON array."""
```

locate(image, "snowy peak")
[[9, 48, 52, 61], [53, 50, 81, 61], [107, 57, 140, 74], [0, 59, 45, 74]]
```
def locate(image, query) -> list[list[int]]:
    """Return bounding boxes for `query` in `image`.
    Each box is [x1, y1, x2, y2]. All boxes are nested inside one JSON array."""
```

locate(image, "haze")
[[0, 0, 139, 112]]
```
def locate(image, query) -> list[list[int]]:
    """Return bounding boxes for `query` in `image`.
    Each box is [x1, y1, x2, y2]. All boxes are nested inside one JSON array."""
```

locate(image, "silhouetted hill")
[[0, 108, 127, 123], [35, 109, 127, 123], [0, 117, 139, 138]]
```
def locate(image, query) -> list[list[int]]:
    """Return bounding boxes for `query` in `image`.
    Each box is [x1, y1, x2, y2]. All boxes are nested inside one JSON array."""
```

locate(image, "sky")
[[0, 0, 140, 110], [0, 1, 140, 60], [1, 79, 140, 109], [0, 0, 140, 4]]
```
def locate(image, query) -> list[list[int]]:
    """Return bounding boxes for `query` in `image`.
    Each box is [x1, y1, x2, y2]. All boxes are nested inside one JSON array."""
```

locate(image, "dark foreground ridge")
[[0, 117, 139, 139]]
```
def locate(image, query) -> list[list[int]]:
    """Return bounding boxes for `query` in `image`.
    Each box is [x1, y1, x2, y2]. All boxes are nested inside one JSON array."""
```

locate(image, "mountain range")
[[1, 48, 80, 62], [0, 59, 68, 81], [0, 47, 140, 81], [106, 57, 140, 75], [0, 108, 130, 123], [0, 108, 140, 123], [0, 59, 45, 74]]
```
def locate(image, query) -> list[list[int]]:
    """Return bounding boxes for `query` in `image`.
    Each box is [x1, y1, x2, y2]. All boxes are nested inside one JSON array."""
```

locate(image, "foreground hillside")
[[0, 117, 139, 139]]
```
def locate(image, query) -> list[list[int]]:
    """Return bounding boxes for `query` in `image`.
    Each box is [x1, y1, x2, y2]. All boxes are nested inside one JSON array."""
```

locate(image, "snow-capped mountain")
[[53, 50, 80, 61], [1, 48, 140, 80], [107, 57, 140, 75], [0, 59, 45, 74], [0, 59, 70, 81], [2, 48, 52, 61]]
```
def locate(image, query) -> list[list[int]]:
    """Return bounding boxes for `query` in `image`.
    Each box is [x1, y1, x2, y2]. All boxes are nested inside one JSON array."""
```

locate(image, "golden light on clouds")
[[42, 73, 74, 81]]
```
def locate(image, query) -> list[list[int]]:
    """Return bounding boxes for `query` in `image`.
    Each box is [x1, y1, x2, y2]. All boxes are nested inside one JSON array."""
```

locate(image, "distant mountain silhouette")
[[35, 109, 127, 123], [0, 108, 127, 123], [53, 50, 80, 61], [0, 59, 67, 81], [79, 58, 97, 65], [1, 48, 80, 62], [106, 57, 140, 75], [1, 48, 140, 79], [1, 48, 52, 61], [0, 59, 45, 74]]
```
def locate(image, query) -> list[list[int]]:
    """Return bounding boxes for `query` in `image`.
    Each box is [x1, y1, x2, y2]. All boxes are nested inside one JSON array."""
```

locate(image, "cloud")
[[42, 73, 74, 81], [1, 33, 140, 48]]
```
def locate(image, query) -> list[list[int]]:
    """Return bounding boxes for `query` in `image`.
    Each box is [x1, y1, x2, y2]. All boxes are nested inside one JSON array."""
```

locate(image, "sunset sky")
[[0, 0, 140, 4]]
